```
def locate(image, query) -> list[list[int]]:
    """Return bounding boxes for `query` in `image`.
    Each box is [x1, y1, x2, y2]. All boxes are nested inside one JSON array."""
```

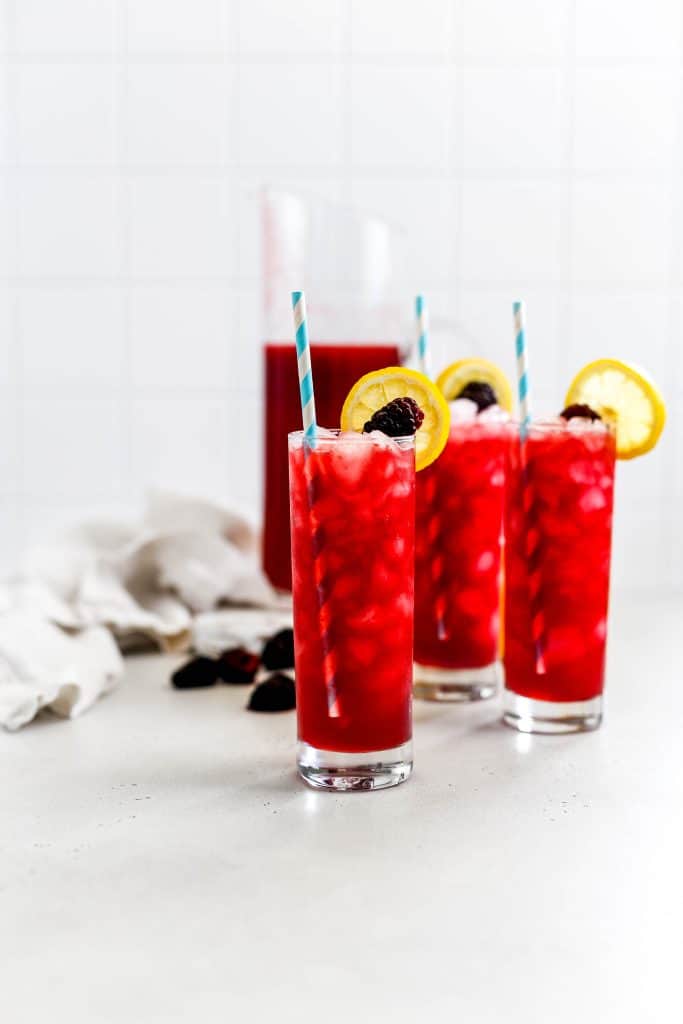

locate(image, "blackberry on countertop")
[[261, 628, 295, 671], [248, 673, 296, 712], [217, 647, 260, 684], [171, 656, 220, 690]]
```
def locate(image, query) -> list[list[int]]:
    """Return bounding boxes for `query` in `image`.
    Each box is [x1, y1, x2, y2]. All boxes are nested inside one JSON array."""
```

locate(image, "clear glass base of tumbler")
[[413, 661, 500, 702], [503, 691, 603, 734], [297, 740, 413, 791]]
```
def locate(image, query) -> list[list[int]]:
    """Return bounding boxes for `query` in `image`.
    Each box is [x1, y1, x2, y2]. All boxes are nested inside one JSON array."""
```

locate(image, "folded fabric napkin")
[[0, 492, 290, 731], [0, 610, 122, 732]]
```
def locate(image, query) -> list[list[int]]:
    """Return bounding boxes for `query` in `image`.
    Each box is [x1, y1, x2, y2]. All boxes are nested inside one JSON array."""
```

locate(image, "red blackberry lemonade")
[[414, 419, 508, 700], [503, 420, 616, 732], [289, 429, 415, 790]]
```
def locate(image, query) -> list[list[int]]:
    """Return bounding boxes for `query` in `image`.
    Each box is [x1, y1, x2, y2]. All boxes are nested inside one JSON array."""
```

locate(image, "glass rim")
[[449, 417, 515, 431], [288, 428, 415, 448], [513, 418, 616, 436], [264, 339, 403, 347]]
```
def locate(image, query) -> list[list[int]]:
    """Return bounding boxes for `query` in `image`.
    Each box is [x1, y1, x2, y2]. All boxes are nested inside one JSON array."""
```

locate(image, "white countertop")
[[3, 596, 682, 1024]]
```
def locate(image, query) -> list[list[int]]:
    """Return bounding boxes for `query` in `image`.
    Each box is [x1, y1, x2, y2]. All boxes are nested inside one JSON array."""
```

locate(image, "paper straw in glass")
[[513, 300, 546, 674], [415, 294, 431, 378], [292, 291, 317, 446], [291, 291, 339, 715]]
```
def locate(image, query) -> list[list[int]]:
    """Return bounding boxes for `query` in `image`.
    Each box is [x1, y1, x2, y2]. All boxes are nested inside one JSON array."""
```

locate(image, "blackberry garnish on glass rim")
[[560, 403, 602, 423], [363, 396, 425, 438], [455, 380, 498, 412]]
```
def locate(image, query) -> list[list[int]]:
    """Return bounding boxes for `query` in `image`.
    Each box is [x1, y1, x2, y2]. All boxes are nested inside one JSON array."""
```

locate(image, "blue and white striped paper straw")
[[415, 294, 431, 377], [513, 300, 531, 436], [292, 290, 317, 444], [290, 289, 339, 715], [512, 299, 547, 675]]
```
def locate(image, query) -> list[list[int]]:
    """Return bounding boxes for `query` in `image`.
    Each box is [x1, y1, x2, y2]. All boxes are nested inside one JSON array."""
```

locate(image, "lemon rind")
[[565, 358, 666, 461], [435, 357, 514, 413], [340, 366, 450, 471]]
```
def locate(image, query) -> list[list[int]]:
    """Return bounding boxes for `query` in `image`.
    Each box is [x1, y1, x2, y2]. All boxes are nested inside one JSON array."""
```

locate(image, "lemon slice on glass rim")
[[564, 358, 666, 460], [340, 366, 450, 471], [435, 357, 514, 412]]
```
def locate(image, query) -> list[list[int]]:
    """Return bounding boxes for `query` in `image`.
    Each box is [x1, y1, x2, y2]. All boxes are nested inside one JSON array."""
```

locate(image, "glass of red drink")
[[289, 429, 415, 790], [264, 341, 401, 591], [414, 419, 508, 700], [503, 419, 616, 733]]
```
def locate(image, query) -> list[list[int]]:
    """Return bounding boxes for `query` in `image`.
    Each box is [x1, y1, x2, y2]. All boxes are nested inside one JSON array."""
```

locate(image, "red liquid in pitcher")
[[263, 342, 401, 591]]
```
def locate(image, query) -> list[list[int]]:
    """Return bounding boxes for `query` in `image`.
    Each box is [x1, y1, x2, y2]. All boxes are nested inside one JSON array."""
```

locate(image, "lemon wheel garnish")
[[340, 366, 450, 471], [435, 357, 514, 412], [565, 358, 666, 460]]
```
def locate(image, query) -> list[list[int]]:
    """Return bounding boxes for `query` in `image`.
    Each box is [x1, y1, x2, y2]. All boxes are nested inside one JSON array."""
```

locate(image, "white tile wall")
[[575, 0, 682, 59], [460, 181, 566, 283], [462, 0, 570, 60], [130, 397, 231, 501], [126, 178, 233, 278], [239, 64, 343, 166], [14, 1, 116, 54], [124, 64, 229, 166], [0, 386, 19, 487], [0, 285, 12, 383], [350, 67, 451, 169], [570, 182, 672, 285], [16, 177, 123, 277], [0, 0, 681, 593], [239, 0, 343, 55], [18, 286, 126, 393], [573, 69, 679, 172], [567, 292, 673, 371], [349, 178, 456, 285], [126, 0, 228, 54], [462, 70, 566, 172], [22, 397, 126, 500], [351, 0, 453, 56], [129, 285, 235, 391], [14, 63, 117, 165]]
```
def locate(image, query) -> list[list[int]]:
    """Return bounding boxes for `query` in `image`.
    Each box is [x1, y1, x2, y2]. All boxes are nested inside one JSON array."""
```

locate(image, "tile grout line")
[[340, 0, 353, 207], [3, 0, 25, 547], [2, 164, 681, 181], [0, 275, 673, 292], [451, 0, 464, 362], [2, 51, 681, 69], [0, 274, 674, 291], [229, 0, 246, 508], [557, 0, 577, 397], [114, 0, 135, 509], [662, 8, 683, 592]]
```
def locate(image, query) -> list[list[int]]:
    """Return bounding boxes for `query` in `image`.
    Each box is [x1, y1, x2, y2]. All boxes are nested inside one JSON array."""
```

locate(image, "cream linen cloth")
[[0, 492, 291, 731]]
